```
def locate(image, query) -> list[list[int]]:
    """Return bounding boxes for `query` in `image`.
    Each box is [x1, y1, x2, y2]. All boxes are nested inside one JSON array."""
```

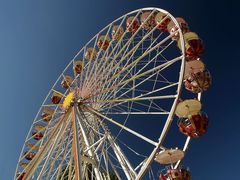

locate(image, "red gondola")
[[159, 166, 191, 180], [155, 11, 171, 32], [16, 172, 26, 180], [184, 59, 205, 79], [184, 70, 212, 93], [126, 16, 140, 33], [178, 32, 204, 59], [24, 151, 36, 161], [167, 17, 189, 40], [51, 91, 62, 104], [178, 112, 209, 138], [97, 35, 110, 50], [32, 131, 43, 140]]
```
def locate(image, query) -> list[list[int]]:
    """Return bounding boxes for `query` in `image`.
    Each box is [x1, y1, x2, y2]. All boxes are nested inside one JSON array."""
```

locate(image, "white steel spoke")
[[90, 56, 181, 101], [107, 135, 137, 179], [86, 106, 158, 147], [88, 10, 151, 88], [91, 32, 176, 101], [174, 136, 191, 169], [24, 110, 72, 180], [94, 95, 177, 104], [98, 39, 177, 104], [89, 19, 169, 96], [46, 131, 72, 180], [36, 116, 71, 179]]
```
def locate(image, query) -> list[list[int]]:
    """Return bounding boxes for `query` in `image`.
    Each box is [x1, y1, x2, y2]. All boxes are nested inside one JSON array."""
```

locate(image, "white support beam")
[[75, 106, 103, 180], [107, 135, 136, 180], [86, 106, 158, 147]]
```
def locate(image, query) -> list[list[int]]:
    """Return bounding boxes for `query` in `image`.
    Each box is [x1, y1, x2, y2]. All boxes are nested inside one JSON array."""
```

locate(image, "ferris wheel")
[[15, 7, 212, 180]]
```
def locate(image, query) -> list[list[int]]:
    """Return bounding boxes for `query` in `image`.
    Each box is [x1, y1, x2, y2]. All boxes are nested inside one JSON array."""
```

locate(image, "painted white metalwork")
[[15, 7, 189, 180]]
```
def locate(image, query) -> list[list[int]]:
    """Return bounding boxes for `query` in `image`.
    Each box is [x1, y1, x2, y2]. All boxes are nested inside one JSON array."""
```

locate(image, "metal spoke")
[[86, 106, 159, 147], [15, 7, 189, 180]]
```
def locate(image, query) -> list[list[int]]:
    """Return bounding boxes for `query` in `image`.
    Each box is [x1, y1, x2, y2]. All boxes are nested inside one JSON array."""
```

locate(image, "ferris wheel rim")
[[15, 7, 193, 180]]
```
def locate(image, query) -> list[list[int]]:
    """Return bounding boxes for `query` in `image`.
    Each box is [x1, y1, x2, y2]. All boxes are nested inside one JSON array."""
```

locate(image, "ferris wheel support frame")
[[107, 135, 136, 180], [75, 106, 103, 180], [15, 7, 196, 179]]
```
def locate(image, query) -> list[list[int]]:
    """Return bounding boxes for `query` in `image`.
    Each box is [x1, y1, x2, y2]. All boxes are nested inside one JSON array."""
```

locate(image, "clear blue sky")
[[0, 0, 239, 179]]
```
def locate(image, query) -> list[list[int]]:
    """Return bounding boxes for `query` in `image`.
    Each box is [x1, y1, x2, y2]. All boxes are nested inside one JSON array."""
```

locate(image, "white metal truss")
[[14, 7, 190, 180]]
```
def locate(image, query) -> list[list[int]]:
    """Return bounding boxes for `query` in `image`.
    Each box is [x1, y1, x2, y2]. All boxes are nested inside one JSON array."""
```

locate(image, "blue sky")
[[0, 0, 239, 179]]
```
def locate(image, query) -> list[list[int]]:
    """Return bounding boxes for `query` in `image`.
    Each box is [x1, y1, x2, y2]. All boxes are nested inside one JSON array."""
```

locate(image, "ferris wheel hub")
[[62, 91, 76, 110], [77, 97, 84, 104]]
